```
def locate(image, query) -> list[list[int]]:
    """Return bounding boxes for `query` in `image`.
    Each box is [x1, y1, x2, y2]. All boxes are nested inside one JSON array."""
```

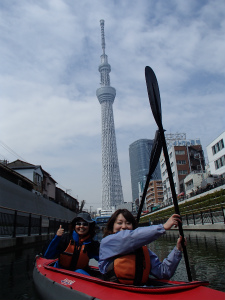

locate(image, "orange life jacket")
[[59, 236, 90, 270], [106, 246, 151, 285]]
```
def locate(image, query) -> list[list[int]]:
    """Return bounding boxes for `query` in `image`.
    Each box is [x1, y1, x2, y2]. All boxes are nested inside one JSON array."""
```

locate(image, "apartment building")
[[206, 131, 225, 176], [160, 139, 205, 205], [146, 180, 163, 211]]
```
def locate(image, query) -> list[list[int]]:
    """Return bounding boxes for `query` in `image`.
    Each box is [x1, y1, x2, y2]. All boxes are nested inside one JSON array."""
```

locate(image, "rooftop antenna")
[[100, 19, 105, 55]]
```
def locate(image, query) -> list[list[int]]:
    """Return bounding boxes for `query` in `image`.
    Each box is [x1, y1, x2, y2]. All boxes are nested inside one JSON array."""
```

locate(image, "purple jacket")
[[98, 224, 182, 279]]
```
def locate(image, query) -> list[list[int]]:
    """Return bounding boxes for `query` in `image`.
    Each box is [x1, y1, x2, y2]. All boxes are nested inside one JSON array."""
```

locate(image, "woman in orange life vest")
[[44, 212, 100, 276], [98, 209, 186, 285]]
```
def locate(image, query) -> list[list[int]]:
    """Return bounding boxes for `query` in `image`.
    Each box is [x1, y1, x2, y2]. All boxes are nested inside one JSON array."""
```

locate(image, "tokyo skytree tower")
[[96, 20, 124, 209]]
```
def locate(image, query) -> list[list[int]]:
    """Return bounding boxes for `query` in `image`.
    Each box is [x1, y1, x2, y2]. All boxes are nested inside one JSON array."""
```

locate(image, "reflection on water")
[[0, 230, 224, 300], [150, 230, 225, 292], [0, 244, 43, 300]]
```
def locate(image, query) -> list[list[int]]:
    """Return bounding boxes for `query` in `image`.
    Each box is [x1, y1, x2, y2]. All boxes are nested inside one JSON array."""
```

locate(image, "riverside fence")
[[152, 207, 225, 227], [0, 206, 70, 237], [1, 206, 225, 238]]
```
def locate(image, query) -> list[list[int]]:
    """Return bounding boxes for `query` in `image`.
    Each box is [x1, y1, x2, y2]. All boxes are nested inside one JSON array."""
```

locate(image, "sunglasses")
[[76, 222, 89, 227]]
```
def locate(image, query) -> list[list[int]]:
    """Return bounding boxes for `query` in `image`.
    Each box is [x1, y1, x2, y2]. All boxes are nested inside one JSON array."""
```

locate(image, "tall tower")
[[96, 20, 124, 209]]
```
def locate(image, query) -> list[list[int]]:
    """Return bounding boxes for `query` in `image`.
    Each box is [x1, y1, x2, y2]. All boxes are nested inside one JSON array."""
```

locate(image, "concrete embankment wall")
[[0, 233, 55, 252], [0, 176, 76, 220]]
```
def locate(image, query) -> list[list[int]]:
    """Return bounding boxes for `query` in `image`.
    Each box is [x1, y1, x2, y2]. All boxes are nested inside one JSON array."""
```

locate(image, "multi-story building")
[[0, 160, 34, 191], [7, 159, 45, 194], [160, 139, 205, 205], [55, 187, 79, 212], [184, 172, 206, 198], [6, 159, 79, 212], [206, 131, 225, 176], [129, 139, 161, 203], [146, 180, 163, 211]]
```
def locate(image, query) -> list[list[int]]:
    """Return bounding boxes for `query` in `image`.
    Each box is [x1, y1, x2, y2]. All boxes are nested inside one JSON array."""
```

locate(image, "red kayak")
[[33, 256, 225, 300]]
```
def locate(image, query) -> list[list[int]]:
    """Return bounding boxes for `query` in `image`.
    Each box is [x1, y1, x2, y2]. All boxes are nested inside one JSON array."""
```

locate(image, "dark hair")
[[103, 209, 137, 237], [70, 217, 96, 238]]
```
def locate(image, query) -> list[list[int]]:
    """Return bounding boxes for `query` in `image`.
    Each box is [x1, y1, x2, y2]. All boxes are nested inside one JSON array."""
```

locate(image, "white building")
[[206, 131, 225, 176], [184, 172, 206, 197], [7, 159, 43, 193]]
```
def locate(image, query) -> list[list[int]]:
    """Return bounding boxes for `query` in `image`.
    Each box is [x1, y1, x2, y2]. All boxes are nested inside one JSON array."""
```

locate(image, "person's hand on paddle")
[[163, 214, 181, 230], [176, 236, 187, 251], [56, 225, 64, 236]]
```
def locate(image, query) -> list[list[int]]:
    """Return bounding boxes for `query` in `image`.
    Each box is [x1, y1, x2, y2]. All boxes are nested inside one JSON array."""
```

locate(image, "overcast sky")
[[0, 0, 224, 211]]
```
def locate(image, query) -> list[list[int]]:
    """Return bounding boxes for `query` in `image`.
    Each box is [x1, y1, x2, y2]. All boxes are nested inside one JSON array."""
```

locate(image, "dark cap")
[[71, 212, 95, 226]]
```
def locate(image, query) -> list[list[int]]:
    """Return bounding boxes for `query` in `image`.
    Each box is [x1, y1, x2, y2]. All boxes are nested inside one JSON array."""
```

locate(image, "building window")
[[171, 162, 174, 167], [214, 155, 225, 169], [186, 179, 193, 190], [212, 139, 224, 155], [175, 150, 185, 155], [177, 160, 186, 165], [178, 170, 188, 175], [34, 173, 42, 184]]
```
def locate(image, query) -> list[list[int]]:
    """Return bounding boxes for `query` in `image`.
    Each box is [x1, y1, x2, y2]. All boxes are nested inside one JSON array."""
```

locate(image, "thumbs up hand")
[[56, 225, 64, 236]]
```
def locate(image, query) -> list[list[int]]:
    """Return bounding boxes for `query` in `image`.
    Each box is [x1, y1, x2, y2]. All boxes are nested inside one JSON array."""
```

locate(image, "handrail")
[[0, 205, 71, 221], [0, 206, 70, 238], [152, 206, 225, 226]]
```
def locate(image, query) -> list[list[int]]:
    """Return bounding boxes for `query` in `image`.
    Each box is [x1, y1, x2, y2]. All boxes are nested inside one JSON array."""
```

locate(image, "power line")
[[0, 141, 91, 205], [0, 140, 26, 162], [0, 153, 7, 160]]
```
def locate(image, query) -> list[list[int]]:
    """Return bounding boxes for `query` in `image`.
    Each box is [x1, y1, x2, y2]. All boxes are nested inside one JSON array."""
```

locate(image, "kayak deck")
[[33, 256, 225, 300]]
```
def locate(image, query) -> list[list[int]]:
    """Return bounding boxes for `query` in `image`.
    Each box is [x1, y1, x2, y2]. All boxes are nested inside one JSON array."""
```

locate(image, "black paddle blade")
[[148, 130, 162, 176], [145, 66, 162, 128]]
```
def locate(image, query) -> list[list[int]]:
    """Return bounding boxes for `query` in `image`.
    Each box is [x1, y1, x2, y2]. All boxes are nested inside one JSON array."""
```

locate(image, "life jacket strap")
[[105, 246, 151, 285], [133, 247, 144, 286]]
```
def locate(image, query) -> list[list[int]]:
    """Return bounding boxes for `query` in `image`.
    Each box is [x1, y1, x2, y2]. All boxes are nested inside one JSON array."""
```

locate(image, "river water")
[[0, 230, 224, 300]]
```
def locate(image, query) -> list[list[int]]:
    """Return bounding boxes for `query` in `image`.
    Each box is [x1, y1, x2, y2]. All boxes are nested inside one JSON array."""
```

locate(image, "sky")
[[0, 0, 224, 211]]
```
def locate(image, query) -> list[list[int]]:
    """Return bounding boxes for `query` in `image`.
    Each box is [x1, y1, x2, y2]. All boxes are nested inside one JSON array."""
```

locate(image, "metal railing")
[[0, 206, 69, 237], [152, 206, 225, 227]]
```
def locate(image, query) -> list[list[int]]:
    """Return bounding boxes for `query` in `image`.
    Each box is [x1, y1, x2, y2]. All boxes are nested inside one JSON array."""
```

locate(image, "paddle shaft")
[[145, 65, 192, 281], [136, 168, 151, 224], [159, 126, 192, 281]]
